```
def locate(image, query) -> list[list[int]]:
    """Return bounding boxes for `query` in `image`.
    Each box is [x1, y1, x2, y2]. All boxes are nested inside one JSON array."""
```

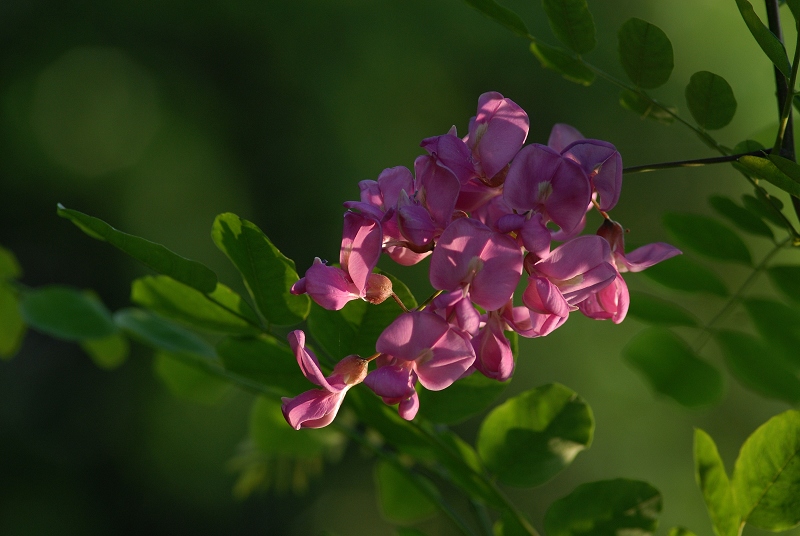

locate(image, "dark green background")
[[1, 0, 799, 534]]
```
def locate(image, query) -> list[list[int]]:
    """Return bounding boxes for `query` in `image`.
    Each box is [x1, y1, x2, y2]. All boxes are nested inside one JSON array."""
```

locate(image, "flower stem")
[[623, 150, 768, 174], [691, 237, 790, 352], [390, 292, 409, 312]]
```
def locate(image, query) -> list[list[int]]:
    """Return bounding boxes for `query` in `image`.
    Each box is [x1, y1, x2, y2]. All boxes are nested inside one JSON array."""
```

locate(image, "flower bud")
[[332, 355, 369, 386], [364, 273, 393, 304]]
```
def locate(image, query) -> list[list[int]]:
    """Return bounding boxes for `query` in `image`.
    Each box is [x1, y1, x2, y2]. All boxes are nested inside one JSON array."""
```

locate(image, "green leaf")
[[131, 276, 262, 335], [477, 383, 593, 487], [741, 192, 785, 227], [694, 428, 741, 536], [708, 195, 773, 239], [734, 0, 792, 77], [375, 461, 438, 524], [463, 0, 529, 37], [418, 331, 515, 424], [662, 212, 752, 265], [733, 139, 766, 154], [732, 410, 800, 530], [541, 0, 596, 54], [494, 511, 535, 536], [714, 330, 800, 405], [618, 90, 676, 124], [741, 298, 800, 369], [667, 528, 698, 536], [20, 286, 117, 341], [627, 291, 698, 326], [153, 351, 230, 404], [216, 334, 310, 395], [788, 0, 800, 22], [767, 265, 800, 303], [81, 333, 129, 370], [544, 479, 662, 536], [396, 529, 429, 536], [622, 328, 724, 408], [0, 245, 21, 280], [685, 71, 737, 130], [736, 156, 800, 197], [250, 396, 344, 457], [57, 204, 217, 294], [308, 269, 416, 358], [529, 42, 595, 86], [640, 254, 728, 296], [617, 18, 674, 89], [113, 308, 215, 358], [0, 283, 25, 359], [211, 213, 309, 326]]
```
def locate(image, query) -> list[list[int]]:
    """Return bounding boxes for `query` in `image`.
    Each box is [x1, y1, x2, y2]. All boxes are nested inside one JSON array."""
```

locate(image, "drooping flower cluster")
[[281, 92, 681, 429]]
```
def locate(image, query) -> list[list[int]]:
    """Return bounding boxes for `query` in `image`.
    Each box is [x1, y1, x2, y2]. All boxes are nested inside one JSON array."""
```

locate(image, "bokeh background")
[[1, 0, 799, 534]]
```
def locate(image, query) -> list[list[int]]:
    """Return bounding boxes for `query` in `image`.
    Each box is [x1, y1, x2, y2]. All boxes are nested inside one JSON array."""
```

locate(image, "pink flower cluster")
[[282, 92, 680, 430]]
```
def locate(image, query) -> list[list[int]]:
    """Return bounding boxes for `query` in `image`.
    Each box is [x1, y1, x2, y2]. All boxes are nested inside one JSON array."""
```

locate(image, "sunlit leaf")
[[375, 461, 438, 524], [767, 265, 800, 303], [544, 479, 662, 536], [153, 351, 230, 404], [684, 71, 737, 130], [541, 0, 596, 54], [667, 528, 698, 536], [741, 298, 800, 369], [617, 18, 674, 89], [477, 383, 593, 487], [640, 254, 728, 296], [627, 291, 698, 326], [81, 333, 129, 370], [741, 192, 785, 227], [20, 286, 117, 341], [529, 42, 595, 86], [216, 334, 310, 395], [0, 283, 25, 359], [211, 213, 309, 326], [623, 328, 724, 408], [714, 330, 800, 404], [618, 90, 676, 123], [308, 269, 416, 359], [0, 245, 21, 280], [132, 276, 262, 335], [708, 195, 773, 239], [250, 396, 344, 458], [694, 428, 741, 536], [663, 212, 751, 265], [734, 0, 792, 77], [736, 156, 800, 197], [57, 204, 217, 293], [462, 0, 529, 37], [114, 307, 215, 358], [732, 410, 800, 530]]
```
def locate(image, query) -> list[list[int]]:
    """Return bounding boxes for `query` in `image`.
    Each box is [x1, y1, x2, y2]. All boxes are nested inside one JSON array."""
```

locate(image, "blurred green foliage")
[[2, 0, 800, 535]]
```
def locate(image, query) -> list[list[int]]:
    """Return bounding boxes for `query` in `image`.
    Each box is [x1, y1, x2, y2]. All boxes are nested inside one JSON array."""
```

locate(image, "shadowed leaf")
[[530, 42, 595, 85], [663, 212, 751, 265], [618, 90, 676, 123], [708, 195, 773, 239], [542, 0, 596, 54], [685, 71, 737, 130], [618, 18, 674, 89]]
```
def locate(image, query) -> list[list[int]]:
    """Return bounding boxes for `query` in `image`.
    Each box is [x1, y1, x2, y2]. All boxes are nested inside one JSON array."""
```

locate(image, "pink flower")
[[471, 310, 515, 381], [281, 331, 368, 430], [504, 144, 592, 235], [291, 211, 384, 310], [429, 217, 523, 312], [466, 92, 530, 180], [364, 311, 476, 419]]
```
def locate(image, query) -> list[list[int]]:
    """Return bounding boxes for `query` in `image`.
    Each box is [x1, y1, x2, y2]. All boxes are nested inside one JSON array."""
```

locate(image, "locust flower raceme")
[[282, 91, 680, 430]]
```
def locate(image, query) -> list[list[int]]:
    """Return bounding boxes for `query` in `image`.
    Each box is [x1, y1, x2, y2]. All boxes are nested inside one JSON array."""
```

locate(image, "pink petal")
[[377, 311, 449, 361], [376, 166, 414, 210], [281, 389, 346, 430], [414, 154, 461, 229], [621, 243, 682, 272], [287, 330, 335, 390], [340, 212, 382, 293], [522, 277, 571, 317], [472, 315, 514, 381], [547, 123, 585, 152], [563, 140, 622, 211], [303, 259, 360, 311], [421, 133, 477, 184], [364, 363, 416, 399], [398, 392, 420, 420], [415, 329, 476, 390], [534, 235, 611, 282], [468, 92, 529, 179], [455, 177, 503, 213]]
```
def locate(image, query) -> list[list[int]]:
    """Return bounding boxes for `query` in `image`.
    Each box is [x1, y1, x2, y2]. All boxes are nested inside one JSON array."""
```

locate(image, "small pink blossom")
[[281, 331, 368, 430], [466, 92, 530, 180]]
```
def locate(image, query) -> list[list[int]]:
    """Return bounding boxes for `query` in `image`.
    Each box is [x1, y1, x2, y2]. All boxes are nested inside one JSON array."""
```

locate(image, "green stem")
[[773, 23, 800, 153], [338, 426, 479, 536], [623, 150, 768, 174], [691, 237, 790, 351], [409, 421, 540, 536]]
